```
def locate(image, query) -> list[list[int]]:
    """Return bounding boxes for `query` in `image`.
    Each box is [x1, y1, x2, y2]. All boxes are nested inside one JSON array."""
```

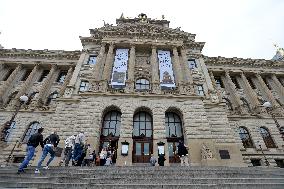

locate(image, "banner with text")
[[158, 50, 176, 88], [111, 49, 129, 86]]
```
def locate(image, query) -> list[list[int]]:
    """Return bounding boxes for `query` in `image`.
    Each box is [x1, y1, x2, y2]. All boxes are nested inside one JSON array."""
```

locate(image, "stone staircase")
[[0, 166, 283, 189]]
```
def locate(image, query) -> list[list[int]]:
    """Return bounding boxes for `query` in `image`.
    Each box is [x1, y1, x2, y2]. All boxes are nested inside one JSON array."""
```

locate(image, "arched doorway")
[[132, 111, 153, 163], [99, 110, 121, 164], [165, 112, 184, 163]]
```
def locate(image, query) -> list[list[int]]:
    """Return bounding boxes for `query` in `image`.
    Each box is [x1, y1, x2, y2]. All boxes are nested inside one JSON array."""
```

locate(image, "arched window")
[[133, 111, 152, 137], [165, 112, 183, 138], [135, 78, 150, 90], [259, 127, 276, 148], [22, 122, 41, 143], [238, 127, 254, 148], [102, 111, 121, 137]]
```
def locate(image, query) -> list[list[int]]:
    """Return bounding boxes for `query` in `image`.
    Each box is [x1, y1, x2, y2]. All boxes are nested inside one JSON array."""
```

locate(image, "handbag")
[[53, 147, 63, 157]]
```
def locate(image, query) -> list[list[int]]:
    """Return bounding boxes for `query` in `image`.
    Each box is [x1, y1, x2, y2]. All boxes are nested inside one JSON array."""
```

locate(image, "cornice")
[[204, 56, 284, 69], [0, 48, 81, 60]]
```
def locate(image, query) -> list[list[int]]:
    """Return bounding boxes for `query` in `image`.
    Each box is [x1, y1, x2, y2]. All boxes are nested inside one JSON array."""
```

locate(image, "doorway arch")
[[132, 110, 153, 163]]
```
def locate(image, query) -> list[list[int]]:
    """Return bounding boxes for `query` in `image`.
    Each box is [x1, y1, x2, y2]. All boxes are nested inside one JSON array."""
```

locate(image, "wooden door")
[[133, 141, 152, 163], [168, 141, 181, 163]]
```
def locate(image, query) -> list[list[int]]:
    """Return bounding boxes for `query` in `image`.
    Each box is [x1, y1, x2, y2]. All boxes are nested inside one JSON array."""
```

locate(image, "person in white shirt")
[[60, 135, 75, 166]]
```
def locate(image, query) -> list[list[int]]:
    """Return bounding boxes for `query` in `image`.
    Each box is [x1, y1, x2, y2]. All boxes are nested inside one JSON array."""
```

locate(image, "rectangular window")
[[275, 159, 284, 168], [263, 77, 272, 90], [197, 85, 204, 96], [188, 59, 197, 70], [219, 150, 230, 159], [2, 69, 14, 81], [79, 81, 89, 92], [87, 56, 97, 65], [214, 76, 224, 88], [4, 121, 16, 142], [231, 76, 241, 89], [278, 77, 284, 87], [38, 70, 49, 82], [21, 70, 32, 81], [57, 71, 67, 83], [247, 77, 256, 89]]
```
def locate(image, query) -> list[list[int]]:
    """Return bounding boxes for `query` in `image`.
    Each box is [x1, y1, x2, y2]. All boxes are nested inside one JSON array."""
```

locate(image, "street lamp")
[[1, 94, 29, 142], [257, 140, 270, 166], [262, 101, 283, 139]]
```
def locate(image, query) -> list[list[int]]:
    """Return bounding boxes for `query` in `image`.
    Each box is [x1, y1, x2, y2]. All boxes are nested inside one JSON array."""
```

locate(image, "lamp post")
[[257, 141, 269, 166], [262, 101, 284, 139], [1, 95, 29, 142]]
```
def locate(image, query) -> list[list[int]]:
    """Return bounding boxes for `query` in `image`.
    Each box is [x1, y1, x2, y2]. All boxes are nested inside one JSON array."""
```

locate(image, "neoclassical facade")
[[0, 14, 284, 167]]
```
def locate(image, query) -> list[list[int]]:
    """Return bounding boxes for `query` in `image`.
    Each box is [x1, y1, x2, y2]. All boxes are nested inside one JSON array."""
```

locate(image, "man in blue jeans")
[[35, 130, 60, 173], [18, 128, 44, 173]]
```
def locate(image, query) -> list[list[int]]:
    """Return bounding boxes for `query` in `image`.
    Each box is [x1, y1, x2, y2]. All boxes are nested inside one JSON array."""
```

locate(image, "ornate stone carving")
[[201, 143, 213, 160], [64, 87, 74, 98]]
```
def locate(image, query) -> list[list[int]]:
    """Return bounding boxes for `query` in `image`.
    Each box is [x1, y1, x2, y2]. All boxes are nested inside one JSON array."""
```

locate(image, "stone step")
[[0, 175, 283, 184], [0, 182, 284, 189]]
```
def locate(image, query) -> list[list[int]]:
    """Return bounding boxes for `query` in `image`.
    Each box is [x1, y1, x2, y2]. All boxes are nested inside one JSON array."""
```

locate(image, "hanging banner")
[[111, 49, 129, 86], [158, 50, 176, 88]]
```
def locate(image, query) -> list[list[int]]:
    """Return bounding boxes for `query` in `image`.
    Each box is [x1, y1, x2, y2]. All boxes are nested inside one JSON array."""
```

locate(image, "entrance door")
[[133, 141, 152, 163], [168, 141, 181, 163]]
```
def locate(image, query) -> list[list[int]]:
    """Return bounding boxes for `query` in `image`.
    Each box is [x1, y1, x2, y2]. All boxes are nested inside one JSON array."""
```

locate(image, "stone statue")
[[272, 44, 284, 61]]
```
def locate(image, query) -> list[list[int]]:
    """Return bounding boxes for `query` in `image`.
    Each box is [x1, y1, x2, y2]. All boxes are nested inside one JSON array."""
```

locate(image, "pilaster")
[[37, 64, 57, 106], [0, 64, 22, 106], [0, 64, 9, 81], [271, 74, 284, 103], [125, 45, 135, 93], [14, 64, 39, 105], [255, 74, 278, 108], [239, 72, 260, 112], [172, 47, 183, 86], [102, 43, 115, 82], [151, 46, 160, 94], [59, 66, 74, 97], [222, 71, 243, 113], [93, 43, 106, 81]]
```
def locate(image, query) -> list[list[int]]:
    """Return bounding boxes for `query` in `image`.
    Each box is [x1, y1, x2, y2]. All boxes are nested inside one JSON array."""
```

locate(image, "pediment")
[[90, 23, 195, 41]]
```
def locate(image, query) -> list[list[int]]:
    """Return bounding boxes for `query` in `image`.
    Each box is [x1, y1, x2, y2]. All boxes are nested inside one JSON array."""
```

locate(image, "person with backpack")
[[73, 131, 85, 165], [18, 128, 44, 173], [149, 154, 157, 166], [35, 130, 60, 173]]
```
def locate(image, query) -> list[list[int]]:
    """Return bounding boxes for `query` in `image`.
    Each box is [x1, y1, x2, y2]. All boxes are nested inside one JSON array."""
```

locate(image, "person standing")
[[60, 135, 76, 166], [149, 154, 157, 166], [177, 140, 189, 166], [158, 154, 166, 166], [35, 130, 60, 173], [18, 128, 44, 173], [73, 131, 85, 165]]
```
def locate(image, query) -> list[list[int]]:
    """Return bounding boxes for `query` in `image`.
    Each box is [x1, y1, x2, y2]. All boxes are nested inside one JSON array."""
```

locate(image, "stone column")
[[222, 71, 243, 112], [172, 47, 183, 86], [37, 64, 57, 106], [125, 45, 135, 93], [15, 64, 39, 102], [180, 48, 193, 84], [64, 52, 87, 97], [59, 66, 74, 97], [0, 64, 22, 105], [239, 72, 260, 111], [151, 46, 160, 94], [102, 43, 115, 82], [0, 64, 9, 81], [209, 71, 222, 102], [256, 74, 278, 107], [271, 74, 284, 102], [93, 43, 106, 81]]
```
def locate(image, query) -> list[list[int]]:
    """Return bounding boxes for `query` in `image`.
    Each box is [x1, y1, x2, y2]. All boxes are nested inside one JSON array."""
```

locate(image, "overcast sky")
[[0, 0, 283, 60]]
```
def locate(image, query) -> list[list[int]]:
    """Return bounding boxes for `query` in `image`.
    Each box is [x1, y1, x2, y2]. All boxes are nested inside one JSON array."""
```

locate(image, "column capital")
[[151, 45, 157, 50]]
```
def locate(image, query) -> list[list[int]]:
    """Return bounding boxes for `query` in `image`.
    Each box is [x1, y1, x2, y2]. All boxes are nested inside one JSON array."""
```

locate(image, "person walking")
[[73, 131, 85, 165], [59, 135, 75, 166], [177, 140, 189, 166], [35, 130, 60, 173], [18, 128, 44, 173]]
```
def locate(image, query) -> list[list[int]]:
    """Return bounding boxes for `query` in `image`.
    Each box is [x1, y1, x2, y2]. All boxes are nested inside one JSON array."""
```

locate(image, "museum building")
[[0, 14, 284, 167]]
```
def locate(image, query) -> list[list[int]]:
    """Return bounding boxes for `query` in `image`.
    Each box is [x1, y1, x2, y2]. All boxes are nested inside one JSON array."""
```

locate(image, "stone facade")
[[0, 14, 283, 168]]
